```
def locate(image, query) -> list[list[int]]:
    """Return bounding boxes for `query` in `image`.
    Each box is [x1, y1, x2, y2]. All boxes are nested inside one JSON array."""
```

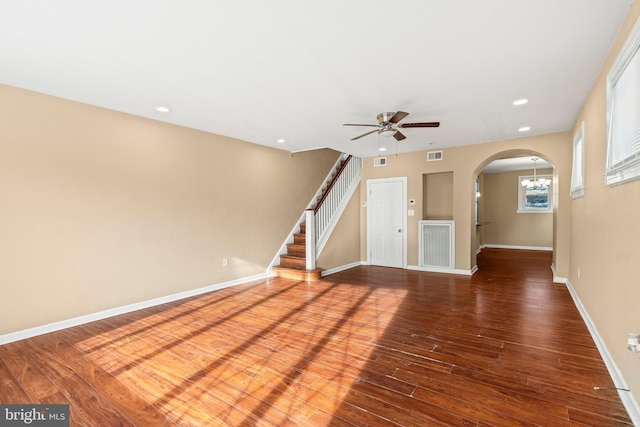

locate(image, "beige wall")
[[0, 84, 340, 335], [569, 0, 640, 406], [482, 169, 553, 248], [360, 135, 572, 272], [423, 172, 454, 220]]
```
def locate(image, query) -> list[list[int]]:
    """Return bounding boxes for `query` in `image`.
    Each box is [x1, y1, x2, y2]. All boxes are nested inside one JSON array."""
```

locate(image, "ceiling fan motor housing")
[[377, 112, 397, 124]]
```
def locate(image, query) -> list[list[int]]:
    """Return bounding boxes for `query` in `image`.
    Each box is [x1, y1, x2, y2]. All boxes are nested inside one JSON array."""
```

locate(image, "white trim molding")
[[564, 280, 640, 424], [408, 264, 477, 276], [550, 263, 568, 284], [571, 121, 586, 199], [482, 244, 553, 251], [321, 261, 365, 277], [0, 272, 269, 346], [345, 262, 478, 277]]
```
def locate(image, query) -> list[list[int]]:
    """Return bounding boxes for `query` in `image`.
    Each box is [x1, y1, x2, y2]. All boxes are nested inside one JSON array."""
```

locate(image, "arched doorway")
[[471, 150, 557, 272]]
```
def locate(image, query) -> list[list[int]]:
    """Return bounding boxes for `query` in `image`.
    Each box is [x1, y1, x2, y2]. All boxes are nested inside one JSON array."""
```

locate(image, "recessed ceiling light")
[[276, 138, 286, 144], [379, 147, 387, 152], [518, 126, 531, 132], [155, 106, 171, 113], [513, 99, 529, 106]]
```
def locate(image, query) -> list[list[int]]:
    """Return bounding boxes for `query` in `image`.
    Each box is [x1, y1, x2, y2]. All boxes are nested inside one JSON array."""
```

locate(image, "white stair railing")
[[305, 155, 362, 270]]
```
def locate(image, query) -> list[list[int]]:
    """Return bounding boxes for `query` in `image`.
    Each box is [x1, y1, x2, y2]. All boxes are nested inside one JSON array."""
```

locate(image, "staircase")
[[271, 154, 361, 281], [272, 223, 322, 281]]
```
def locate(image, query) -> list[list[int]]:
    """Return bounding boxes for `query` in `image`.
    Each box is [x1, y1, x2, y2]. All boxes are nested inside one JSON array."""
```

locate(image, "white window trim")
[[517, 174, 553, 214], [571, 121, 585, 199], [605, 17, 640, 186]]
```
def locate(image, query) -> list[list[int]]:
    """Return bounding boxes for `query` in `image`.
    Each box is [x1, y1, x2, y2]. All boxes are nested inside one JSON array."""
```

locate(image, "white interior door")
[[367, 178, 406, 268]]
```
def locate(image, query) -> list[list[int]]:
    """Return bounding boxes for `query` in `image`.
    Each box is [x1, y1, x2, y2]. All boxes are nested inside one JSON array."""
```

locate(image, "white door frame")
[[366, 177, 407, 268]]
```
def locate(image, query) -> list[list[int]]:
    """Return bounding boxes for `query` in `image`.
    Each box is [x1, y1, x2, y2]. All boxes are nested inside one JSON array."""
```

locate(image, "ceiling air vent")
[[373, 157, 387, 167], [427, 150, 443, 161]]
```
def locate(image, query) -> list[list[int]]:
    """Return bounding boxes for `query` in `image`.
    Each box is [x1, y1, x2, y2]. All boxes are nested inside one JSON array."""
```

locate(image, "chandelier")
[[521, 158, 550, 189]]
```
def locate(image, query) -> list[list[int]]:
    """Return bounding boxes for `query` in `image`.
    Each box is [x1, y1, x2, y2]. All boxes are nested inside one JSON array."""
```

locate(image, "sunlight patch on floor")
[[73, 281, 408, 424]]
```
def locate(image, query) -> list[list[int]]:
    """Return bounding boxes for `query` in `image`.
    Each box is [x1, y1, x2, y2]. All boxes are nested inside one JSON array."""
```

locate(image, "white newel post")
[[305, 209, 316, 270]]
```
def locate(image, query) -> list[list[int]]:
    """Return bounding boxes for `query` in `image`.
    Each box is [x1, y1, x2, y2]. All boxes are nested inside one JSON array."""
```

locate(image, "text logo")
[[0, 405, 69, 426]]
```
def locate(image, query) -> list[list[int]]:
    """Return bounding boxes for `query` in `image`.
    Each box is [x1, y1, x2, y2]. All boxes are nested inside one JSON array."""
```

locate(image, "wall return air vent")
[[427, 150, 443, 161], [373, 157, 387, 167]]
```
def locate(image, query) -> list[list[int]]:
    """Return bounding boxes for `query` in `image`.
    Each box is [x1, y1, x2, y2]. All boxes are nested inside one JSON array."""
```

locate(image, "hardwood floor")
[[0, 248, 633, 426]]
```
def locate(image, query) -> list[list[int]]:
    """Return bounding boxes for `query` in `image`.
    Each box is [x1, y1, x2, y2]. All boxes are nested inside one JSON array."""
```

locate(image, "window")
[[571, 122, 585, 198], [517, 175, 553, 213], [475, 176, 480, 224], [606, 17, 640, 186]]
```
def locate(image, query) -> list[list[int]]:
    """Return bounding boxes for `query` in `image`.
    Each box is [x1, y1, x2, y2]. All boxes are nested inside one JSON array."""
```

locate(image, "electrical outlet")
[[577, 268, 581, 279], [627, 333, 640, 356], [222, 258, 228, 267]]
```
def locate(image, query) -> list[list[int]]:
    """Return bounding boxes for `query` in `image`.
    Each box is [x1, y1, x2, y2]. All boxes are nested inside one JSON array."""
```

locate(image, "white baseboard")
[[332, 262, 477, 277], [321, 261, 364, 277], [550, 263, 568, 284], [0, 272, 269, 346], [482, 244, 553, 251], [564, 279, 640, 425], [407, 265, 477, 276]]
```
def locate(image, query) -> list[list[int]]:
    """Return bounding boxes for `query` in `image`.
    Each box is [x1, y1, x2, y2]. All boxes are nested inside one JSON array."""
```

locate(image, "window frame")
[[571, 121, 585, 199], [517, 174, 553, 214], [475, 176, 480, 224], [605, 17, 640, 186]]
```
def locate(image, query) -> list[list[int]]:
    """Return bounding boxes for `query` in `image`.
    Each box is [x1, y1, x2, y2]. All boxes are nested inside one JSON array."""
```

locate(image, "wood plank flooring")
[[0, 248, 633, 426]]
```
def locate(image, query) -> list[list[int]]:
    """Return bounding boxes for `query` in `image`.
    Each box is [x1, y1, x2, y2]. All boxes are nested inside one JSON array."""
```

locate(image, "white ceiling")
[[0, 1, 632, 158]]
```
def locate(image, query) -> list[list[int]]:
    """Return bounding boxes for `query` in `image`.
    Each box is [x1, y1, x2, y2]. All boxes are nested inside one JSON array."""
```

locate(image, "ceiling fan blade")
[[399, 122, 440, 128], [343, 123, 379, 127], [389, 111, 409, 123], [351, 129, 380, 141], [394, 131, 406, 141]]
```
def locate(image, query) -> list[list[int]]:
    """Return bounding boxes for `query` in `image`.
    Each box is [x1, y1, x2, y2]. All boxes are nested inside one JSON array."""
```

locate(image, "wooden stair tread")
[[272, 266, 323, 281]]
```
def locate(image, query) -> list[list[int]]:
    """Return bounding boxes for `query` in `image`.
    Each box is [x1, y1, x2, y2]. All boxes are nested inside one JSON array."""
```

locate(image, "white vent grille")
[[373, 157, 387, 167], [427, 150, 443, 161], [419, 220, 454, 268]]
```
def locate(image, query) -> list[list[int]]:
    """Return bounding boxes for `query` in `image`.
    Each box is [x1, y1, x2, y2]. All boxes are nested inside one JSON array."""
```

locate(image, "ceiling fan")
[[343, 111, 440, 141]]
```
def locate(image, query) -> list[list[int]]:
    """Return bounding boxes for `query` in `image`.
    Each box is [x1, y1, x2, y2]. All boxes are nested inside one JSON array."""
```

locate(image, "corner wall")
[[0, 84, 340, 335]]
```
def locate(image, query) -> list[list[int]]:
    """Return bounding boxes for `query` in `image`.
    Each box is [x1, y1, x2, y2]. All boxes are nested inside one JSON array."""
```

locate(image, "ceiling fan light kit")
[[343, 111, 440, 142], [379, 127, 396, 138]]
